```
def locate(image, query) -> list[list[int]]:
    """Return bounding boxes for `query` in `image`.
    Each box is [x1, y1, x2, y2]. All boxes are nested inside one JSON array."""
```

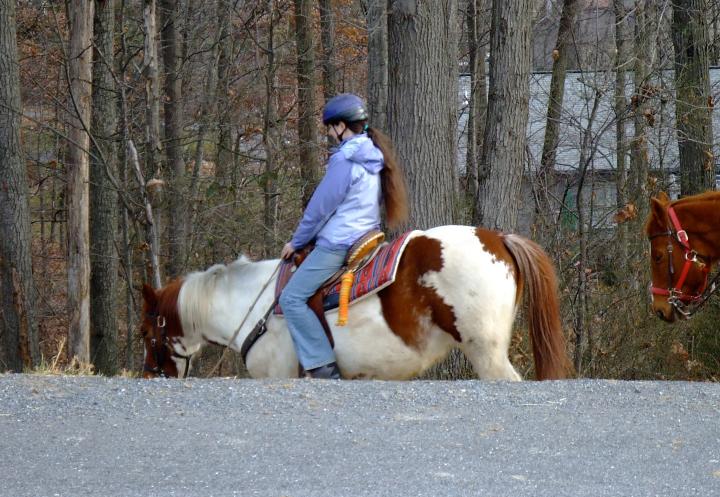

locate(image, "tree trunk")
[[144, 0, 162, 178], [388, 0, 459, 229], [464, 0, 488, 212], [143, 0, 163, 283], [366, 0, 388, 129], [572, 89, 601, 374], [294, 0, 320, 206], [160, 0, 187, 278], [474, 0, 533, 232], [534, 0, 579, 236], [319, 0, 337, 100], [672, 0, 714, 196], [262, 0, 280, 256], [215, 0, 233, 189], [90, 0, 118, 375], [539, 0, 579, 176], [613, 0, 630, 269], [185, 6, 226, 263], [66, 0, 94, 364], [0, 0, 40, 371], [630, 0, 654, 215]]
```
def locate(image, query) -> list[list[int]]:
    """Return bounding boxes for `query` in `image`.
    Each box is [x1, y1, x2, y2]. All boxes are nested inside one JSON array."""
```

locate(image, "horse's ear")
[[650, 196, 668, 222], [656, 191, 670, 203], [142, 283, 158, 309]]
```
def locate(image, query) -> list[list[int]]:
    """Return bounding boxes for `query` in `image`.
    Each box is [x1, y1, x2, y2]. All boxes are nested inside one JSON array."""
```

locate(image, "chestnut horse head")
[[646, 191, 720, 322], [140, 280, 192, 378]]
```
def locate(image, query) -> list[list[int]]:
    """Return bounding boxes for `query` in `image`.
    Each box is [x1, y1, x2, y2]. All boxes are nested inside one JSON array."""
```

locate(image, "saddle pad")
[[274, 230, 419, 316]]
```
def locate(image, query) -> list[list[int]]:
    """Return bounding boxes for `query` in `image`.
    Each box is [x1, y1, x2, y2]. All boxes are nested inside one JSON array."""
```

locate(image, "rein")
[[649, 206, 717, 318]]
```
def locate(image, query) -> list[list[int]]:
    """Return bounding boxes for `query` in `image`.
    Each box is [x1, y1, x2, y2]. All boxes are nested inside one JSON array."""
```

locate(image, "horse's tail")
[[502, 234, 571, 380]]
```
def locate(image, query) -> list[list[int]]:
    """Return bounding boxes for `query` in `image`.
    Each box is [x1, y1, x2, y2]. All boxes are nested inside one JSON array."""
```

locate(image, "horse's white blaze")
[[171, 355, 190, 378]]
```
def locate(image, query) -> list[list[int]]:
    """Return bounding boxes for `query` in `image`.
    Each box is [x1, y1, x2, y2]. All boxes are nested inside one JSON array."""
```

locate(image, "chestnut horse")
[[647, 191, 720, 321], [140, 225, 570, 380]]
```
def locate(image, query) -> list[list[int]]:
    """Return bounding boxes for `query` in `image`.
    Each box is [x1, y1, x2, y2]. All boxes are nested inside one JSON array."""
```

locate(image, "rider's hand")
[[281, 242, 295, 260]]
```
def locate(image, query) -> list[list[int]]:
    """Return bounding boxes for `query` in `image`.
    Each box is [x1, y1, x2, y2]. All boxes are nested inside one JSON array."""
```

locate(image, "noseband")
[[143, 312, 192, 378], [649, 205, 715, 317]]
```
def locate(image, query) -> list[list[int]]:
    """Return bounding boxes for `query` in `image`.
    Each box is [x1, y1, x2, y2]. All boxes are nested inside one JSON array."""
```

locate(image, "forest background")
[[1, 0, 719, 381]]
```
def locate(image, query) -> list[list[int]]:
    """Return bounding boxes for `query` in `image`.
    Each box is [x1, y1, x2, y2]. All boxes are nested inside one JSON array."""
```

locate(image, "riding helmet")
[[322, 93, 368, 125]]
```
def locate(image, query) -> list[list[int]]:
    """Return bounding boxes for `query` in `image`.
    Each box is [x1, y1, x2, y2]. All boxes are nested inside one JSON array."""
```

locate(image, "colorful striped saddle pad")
[[274, 231, 419, 316]]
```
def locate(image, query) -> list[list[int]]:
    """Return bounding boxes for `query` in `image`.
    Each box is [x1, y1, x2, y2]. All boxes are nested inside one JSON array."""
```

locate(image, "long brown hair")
[[347, 121, 409, 229]]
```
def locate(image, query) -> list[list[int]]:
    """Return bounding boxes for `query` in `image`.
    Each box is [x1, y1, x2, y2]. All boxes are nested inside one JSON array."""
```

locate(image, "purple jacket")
[[291, 134, 384, 251]]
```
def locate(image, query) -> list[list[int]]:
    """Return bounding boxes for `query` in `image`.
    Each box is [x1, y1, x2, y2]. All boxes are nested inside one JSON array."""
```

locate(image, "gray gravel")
[[1, 374, 719, 497]]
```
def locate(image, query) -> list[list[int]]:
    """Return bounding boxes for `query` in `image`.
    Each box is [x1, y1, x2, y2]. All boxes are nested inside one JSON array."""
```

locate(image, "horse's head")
[[646, 192, 710, 322], [140, 281, 191, 378]]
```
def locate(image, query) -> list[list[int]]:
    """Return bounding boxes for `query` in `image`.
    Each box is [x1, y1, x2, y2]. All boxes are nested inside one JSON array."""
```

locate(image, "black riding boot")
[[304, 362, 341, 379]]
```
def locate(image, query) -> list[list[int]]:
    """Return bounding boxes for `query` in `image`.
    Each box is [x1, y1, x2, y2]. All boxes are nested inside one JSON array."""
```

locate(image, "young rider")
[[279, 93, 408, 379]]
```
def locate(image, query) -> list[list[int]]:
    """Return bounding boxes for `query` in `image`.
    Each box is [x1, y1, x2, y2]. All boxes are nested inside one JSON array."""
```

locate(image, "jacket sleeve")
[[291, 154, 353, 249]]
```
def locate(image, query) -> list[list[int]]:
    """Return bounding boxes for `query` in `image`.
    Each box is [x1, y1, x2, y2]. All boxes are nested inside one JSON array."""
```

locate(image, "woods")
[[1, 0, 720, 380]]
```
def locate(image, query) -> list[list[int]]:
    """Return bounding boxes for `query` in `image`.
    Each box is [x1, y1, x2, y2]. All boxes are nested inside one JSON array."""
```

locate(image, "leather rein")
[[143, 311, 192, 379], [649, 205, 720, 318]]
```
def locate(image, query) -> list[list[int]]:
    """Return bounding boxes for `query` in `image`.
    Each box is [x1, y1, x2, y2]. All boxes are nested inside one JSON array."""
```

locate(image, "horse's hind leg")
[[459, 322, 521, 381]]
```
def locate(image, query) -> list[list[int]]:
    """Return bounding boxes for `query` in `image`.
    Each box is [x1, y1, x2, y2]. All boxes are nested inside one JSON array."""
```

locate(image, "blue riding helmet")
[[322, 93, 368, 125]]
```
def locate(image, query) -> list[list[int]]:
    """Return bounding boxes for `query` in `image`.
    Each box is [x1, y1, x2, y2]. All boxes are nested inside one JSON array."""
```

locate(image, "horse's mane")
[[672, 190, 720, 207], [178, 255, 254, 336]]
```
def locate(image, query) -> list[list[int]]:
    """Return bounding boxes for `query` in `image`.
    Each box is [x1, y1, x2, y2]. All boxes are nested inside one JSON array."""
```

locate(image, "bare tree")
[[160, 0, 187, 277], [672, 0, 714, 195], [613, 0, 631, 267], [366, 0, 388, 129], [66, 0, 94, 364], [143, 0, 162, 178], [474, 0, 533, 232], [215, 0, 233, 189], [90, 0, 118, 374], [294, 0, 320, 206], [0, 0, 40, 371], [388, 0, 459, 229], [629, 0, 655, 219], [262, 0, 281, 255], [464, 0, 488, 208], [537, 0, 580, 224], [318, 0, 337, 99]]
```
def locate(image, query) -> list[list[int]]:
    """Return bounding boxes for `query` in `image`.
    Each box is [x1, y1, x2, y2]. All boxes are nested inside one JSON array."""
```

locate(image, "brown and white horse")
[[140, 225, 570, 380], [646, 191, 720, 321]]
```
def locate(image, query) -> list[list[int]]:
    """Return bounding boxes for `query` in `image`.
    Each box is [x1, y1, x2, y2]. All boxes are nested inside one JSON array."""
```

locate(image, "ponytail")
[[367, 127, 409, 230]]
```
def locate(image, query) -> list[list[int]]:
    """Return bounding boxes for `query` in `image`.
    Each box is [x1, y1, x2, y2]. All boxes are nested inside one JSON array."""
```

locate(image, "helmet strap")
[[332, 123, 347, 141]]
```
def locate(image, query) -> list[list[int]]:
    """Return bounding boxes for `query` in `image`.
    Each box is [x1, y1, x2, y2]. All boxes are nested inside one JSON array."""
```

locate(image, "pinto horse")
[[647, 191, 720, 322], [140, 225, 570, 380]]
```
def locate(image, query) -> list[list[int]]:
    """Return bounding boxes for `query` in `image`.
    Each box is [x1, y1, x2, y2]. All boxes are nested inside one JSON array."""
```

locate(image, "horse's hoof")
[[304, 362, 341, 379]]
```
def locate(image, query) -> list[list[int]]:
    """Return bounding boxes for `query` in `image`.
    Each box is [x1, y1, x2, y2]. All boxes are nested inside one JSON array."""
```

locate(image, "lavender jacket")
[[291, 134, 383, 251]]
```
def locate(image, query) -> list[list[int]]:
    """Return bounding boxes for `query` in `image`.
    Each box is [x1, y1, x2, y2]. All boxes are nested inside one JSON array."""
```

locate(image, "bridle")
[[143, 312, 192, 379], [649, 205, 719, 318]]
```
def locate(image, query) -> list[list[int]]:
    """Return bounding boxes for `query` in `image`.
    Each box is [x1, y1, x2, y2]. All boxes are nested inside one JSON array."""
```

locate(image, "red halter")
[[649, 206, 710, 305]]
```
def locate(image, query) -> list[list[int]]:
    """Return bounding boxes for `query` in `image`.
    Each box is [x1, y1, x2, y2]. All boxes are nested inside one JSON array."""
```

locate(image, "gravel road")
[[1, 374, 718, 497]]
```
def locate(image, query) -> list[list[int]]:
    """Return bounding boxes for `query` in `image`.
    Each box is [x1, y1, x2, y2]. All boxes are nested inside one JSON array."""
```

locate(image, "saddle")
[[292, 229, 386, 347]]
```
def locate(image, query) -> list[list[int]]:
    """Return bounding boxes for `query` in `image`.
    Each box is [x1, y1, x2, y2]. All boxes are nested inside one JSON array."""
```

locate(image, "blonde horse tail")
[[502, 234, 571, 380]]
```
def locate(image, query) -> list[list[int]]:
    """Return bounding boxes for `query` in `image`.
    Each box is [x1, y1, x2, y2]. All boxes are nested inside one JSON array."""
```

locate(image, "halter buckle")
[[676, 230, 688, 245], [157, 316, 166, 328]]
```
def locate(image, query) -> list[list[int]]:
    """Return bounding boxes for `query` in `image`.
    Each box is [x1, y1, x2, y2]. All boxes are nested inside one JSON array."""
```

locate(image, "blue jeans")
[[279, 245, 347, 370]]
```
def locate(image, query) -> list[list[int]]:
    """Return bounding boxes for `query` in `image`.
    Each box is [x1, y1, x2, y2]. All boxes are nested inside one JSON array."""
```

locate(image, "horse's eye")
[[653, 253, 663, 263]]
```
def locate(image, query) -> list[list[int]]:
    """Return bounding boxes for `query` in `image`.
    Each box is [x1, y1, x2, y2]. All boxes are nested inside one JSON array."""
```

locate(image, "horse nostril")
[[656, 310, 665, 320]]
